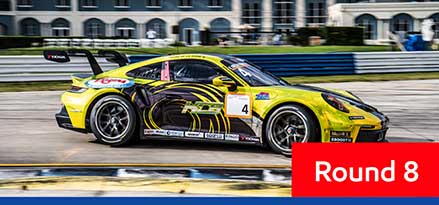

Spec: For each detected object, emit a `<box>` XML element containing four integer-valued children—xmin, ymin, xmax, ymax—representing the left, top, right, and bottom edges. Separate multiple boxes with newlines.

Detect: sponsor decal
<box><xmin>144</xmin><ymin>129</ymin><xmax>184</xmax><ymax>137</ymax></box>
<box><xmin>225</xmin><ymin>134</ymin><xmax>240</xmax><ymax>141</ymax></box>
<box><xmin>205</xmin><ymin>133</ymin><xmax>225</xmax><ymax>140</ymax></box>
<box><xmin>239</xmin><ymin>136</ymin><xmax>260</xmax><ymax>143</ymax></box>
<box><xmin>255</xmin><ymin>92</ymin><xmax>270</xmax><ymax>100</ymax></box>
<box><xmin>168</xmin><ymin>130</ymin><xmax>184</xmax><ymax>137</ymax></box>
<box><xmin>144</xmin><ymin>129</ymin><xmax>168</xmax><ymax>136</ymax></box>
<box><xmin>47</xmin><ymin>54</ymin><xmax>67</xmax><ymax>60</ymax></box>
<box><xmin>181</xmin><ymin>101</ymin><xmax>223</xmax><ymax>115</ymax></box>
<box><xmin>330</xmin><ymin>137</ymin><xmax>353</xmax><ymax>143</ymax></box>
<box><xmin>349</xmin><ymin>116</ymin><xmax>365</xmax><ymax>120</ymax></box>
<box><xmin>185</xmin><ymin>131</ymin><xmax>204</xmax><ymax>138</ymax></box>
<box><xmin>85</xmin><ymin>78</ymin><xmax>134</xmax><ymax>89</ymax></box>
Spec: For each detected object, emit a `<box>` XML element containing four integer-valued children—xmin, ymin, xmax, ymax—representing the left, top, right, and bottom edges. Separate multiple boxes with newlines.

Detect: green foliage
<box><xmin>323</xmin><ymin>27</ymin><xmax>364</xmax><ymax>46</ymax></box>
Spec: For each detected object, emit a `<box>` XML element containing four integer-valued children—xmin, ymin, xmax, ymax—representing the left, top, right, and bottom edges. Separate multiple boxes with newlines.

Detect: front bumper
<box><xmin>55</xmin><ymin>106</ymin><xmax>87</xmax><ymax>133</ymax></box>
<box><xmin>356</xmin><ymin>128</ymin><xmax>388</xmax><ymax>142</ymax></box>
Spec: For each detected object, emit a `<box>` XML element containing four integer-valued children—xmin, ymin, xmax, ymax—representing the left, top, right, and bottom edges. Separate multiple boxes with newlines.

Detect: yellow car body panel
<box><xmin>57</xmin><ymin>53</ymin><xmax>388</xmax><ymax>145</ymax></box>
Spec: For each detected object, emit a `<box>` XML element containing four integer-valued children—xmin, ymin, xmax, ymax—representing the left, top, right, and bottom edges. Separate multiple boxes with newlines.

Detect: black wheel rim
<box><xmin>270</xmin><ymin>110</ymin><xmax>309</xmax><ymax>152</ymax></box>
<box><xmin>96</xmin><ymin>101</ymin><xmax>130</xmax><ymax>140</ymax></box>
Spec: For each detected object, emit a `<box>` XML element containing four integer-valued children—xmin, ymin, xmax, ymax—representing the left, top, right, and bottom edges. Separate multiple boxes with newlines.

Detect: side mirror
<box><xmin>43</xmin><ymin>50</ymin><xmax>70</xmax><ymax>63</ymax></box>
<box><xmin>212</xmin><ymin>76</ymin><xmax>237</xmax><ymax>91</ymax></box>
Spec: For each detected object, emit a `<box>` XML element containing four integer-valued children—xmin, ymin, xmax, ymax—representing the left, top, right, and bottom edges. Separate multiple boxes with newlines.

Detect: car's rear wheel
<box><xmin>265</xmin><ymin>105</ymin><xmax>318</xmax><ymax>156</ymax></box>
<box><xmin>90</xmin><ymin>95</ymin><xmax>136</xmax><ymax>146</ymax></box>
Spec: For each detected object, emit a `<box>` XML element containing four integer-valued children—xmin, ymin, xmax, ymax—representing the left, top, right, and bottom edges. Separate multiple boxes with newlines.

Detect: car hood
<box><xmin>287</xmin><ymin>84</ymin><xmax>361</xmax><ymax>103</ymax></box>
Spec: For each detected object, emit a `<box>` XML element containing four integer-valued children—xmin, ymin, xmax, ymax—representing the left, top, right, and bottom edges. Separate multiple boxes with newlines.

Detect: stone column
<box><xmin>382</xmin><ymin>19</ymin><xmax>389</xmax><ymax>39</ymax></box>
<box><xmin>261</xmin><ymin>0</ymin><xmax>272</xmax><ymax>32</ymax></box>
<box><xmin>232</xmin><ymin>0</ymin><xmax>242</xmax><ymax>31</ymax></box>
<box><xmin>41</xmin><ymin>23</ymin><xmax>51</xmax><ymax>36</ymax></box>
<box><xmin>377</xmin><ymin>19</ymin><xmax>384</xmax><ymax>40</ymax></box>
<box><xmin>70</xmin><ymin>0</ymin><xmax>81</xmax><ymax>36</ymax></box>
<box><xmin>295</xmin><ymin>0</ymin><xmax>305</xmax><ymax>28</ymax></box>
<box><xmin>413</xmin><ymin>19</ymin><xmax>420</xmax><ymax>32</ymax></box>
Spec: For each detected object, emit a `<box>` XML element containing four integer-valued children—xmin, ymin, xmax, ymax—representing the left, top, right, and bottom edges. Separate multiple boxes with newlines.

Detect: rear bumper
<box><xmin>55</xmin><ymin>106</ymin><xmax>87</xmax><ymax>133</ymax></box>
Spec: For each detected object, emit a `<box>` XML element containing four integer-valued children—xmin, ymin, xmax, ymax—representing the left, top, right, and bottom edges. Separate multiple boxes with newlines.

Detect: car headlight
<box><xmin>322</xmin><ymin>93</ymin><xmax>350</xmax><ymax>113</ymax></box>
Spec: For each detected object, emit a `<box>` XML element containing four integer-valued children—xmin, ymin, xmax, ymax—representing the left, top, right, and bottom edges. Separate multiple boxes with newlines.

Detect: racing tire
<box><xmin>90</xmin><ymin>95</ymin><xmax>137</xmax><ymax>146</ymax></box>
<box><xmin>265</xmin><ymin>105</ymin><xmax>319</xmax><ymax>156</ymax></box>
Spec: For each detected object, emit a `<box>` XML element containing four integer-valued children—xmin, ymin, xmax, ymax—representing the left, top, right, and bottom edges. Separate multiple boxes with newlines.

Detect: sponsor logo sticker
<box><xmin>255</xmin><ymin>92</ymin><xmax>270</xmax><ymax>100</ymax></box>
<box><xmin>239</xmin><ymin>136</ymin><xmax>260</xmax><ymax>143</ymax></box>
<box><xmin>85</xmin><ymin>78</ymin><xmax>134</xmax><ymax>89</ymax></box>
<box><xmin>168</xmin><ymin>130</ymin><xmax>184</xmax><ymax>137</ymax></box>
<box><xmin>185</xmin><ymin>131</ymin><xmax>204</xmax><ymax>138</ymax></box>
<box><xmin>330</xmin><ymin>137</ymin><xmax>353</xmax><ymax>143</ymax></box>
<box><xmin>205</xmin><ymin>133</ymin><xmax>225</xmax><ymax>140</ymax></box>
<box><xmin>225</xmin><ymin>134</ymin><xmax>240</xmax><ymax>141</ymax></box>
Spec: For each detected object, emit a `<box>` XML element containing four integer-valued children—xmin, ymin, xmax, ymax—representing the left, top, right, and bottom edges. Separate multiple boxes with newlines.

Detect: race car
<box><xmin>46</xmin><ymin>50</ymin><xmax>389</xmax><ymax>155</ymax></box>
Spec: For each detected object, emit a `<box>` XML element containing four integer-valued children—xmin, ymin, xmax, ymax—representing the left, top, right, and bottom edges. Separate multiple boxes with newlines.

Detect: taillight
<box><xmin>69</xmin><ymin>85</ymin><xmax>88</xmax><ymax>93</ymax></box>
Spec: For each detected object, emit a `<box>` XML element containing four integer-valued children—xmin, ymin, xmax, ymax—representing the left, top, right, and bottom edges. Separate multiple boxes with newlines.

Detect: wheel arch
<box><xmin>261</xmin><ymin>101</ymin><xmax>323</xmax><ymax>144</ymax></box>
<box><xmin>84</xmin><ymin>91</ymin><xmax>140</xmax><ymax>132</ymax></box>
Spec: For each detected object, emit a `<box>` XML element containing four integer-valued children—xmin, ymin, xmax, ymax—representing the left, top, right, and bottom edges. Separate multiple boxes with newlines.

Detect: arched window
<box><xmin>355</xmin><ymin>14</ymin><xmax>377</xmax><ymax>40</ymax></box>
<box><xmin>51</xmin><ymin>18</ymin><xmax>70</xmax><ymax>36</ymax></box>
<box><xmin>430</xmin><ymin>13</ymin><xmax>439</xmax><ymax>39</ymax></box>
<box><xmin>390</xmin><ymin>13</ymin><xmax>413</xmax><ymax>33</ymax></box>
<box><xmin>178</xmin><ymin>18</ymin><xmax>199</xmax><ymax>45</ymax></box>
<box><xmin>84</xmin><ymin>18</ymin><xmax>105</xmax><ymax>38</ymax></box>
<box><xmin>146</xmin><ymin>18</ymin><xmax>166</xmax><ymax>39</ymax></box>
<box><xmin>20</xmin><ymin>18</ymin><xmax>40</xmax><ymax>36</ymax></box>
<box><xmin>115</xmin><ymin>18</ymin><xmax>136</xmax><ymax>38</ymax></box>
<box><xmin>210</xmin><ymin>18</ymin><xmax>231</xmax><ymax>32</ymax></box>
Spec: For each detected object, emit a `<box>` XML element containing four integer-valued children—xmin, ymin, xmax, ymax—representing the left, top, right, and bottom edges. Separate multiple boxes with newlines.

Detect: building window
<box><xmin>242</xmin><ymin>3</ymin><xmax>261</xmax><ymax>26</ymax></box>
<box><xmin>355</xmin><ymin>14</ymin><xmax>377</xmax><ymax>40</ymax></box>
<box><xmin>83</xmin><ymin>0</ymin><xmax>96</xmax><ymax>7</ymax></box>
<box><xmin>87</xmin><ymin>23</ymin><xmax>102</xmax><ymax>38</ymax></box>
<box><xmin>52</xmin><ymin>18</ymin><xmax>70</xmax><ymax>37</ymax></box>
<box><xmin>391</xmin><ymin>13</ymin><xmax>413</xmax><ymax>33</ymax></box>
<box><xmin>84</xmin><ymin>18</ymin><xmax>105</xmax><ymax>38</ymax></box>
<box><xmin>115</xmin><ymin>0</ymin><xmax>129</xmax><ymax>7</ymax></box>
<box><xmin>20</xmin><ymin>18</ymin><xmax>40</xmax><ymax>36</ymax></box>
<box><xmin>146</xmin><ymin>19</ymin><xmax>167</xmax><ymax>39</ymax></box>
<box><xmin>17</xmin><ymin>0</ymin><xmax>33</xmax><ymax>7</ymax></box>
<box><xmin>209</xmin><ymin>0</ymin><xmax>223</xmax><ymax>7</ymax></box>
<box><xmin>306</xmin><ymin>0</ymin><xmax>326</xmax><ymax>26</ymax></box>
<box><xmin>0</xmin><ymin>0</ymin><xmax>11</xmax><ymax>11</ymax></box>
<box><xmin>0</xmin><ymin>24</ymin><xmax>7</xmax><ymax>35</ymax></box>
<box><xmin>146</xmin><ymin>0</ymin><xmax>161</xmax><ymax>7</ymax></box>
<box><xmin>179</xmin><ymin>0</ymin><xmax>192</xmax><ymax>7</ymax></box>
<box><xmin>115</xmin><ymin>18</ymin><xmax>136</xmax><ymax>38</ymax></box>
<box><xmin>56</xmin><ymin>0</ymin><xmax>70</xmax><ymax>7</ymax></box>
<box><xmin>273</xmin><ymin>0</ymin><xmax>293</xmax><ymax>25</ymax></box>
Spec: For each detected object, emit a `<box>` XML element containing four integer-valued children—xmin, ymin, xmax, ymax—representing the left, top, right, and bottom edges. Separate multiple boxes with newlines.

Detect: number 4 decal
<box><xmin>225</xmin><ymin>93</ymin><xmax>252</xmax><ymax>118</ymax></box>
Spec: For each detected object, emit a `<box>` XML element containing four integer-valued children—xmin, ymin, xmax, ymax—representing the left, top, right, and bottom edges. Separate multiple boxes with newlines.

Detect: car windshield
<box><xmin>221</xmin><ymin>57</ymin><xmax>289</xmax><ymax>86</ymax></box>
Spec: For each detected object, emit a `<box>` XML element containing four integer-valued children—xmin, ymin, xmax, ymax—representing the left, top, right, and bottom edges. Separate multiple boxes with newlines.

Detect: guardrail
<box><xmin>0</xmin><ymin>51</ymin><xmax>438</xmax><ymax>82</ymax></box>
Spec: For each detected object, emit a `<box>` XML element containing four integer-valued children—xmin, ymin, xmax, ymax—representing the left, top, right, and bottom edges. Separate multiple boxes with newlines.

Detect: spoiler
<box><xmin>43</xmin><ymin>49</ymin><xmax>129</xmax><ymax>75</ymax></box>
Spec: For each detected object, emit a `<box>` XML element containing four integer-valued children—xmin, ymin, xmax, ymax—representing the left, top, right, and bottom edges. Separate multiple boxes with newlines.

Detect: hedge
<box><xmin>287</xmin><ymin>26</ymin><xmax>364</xmax><ymax>46</ymax></box>
<box><xmin>324</xmin><ymin>26</ymin><xmax>364</xmax><ymax>46</ymax></box>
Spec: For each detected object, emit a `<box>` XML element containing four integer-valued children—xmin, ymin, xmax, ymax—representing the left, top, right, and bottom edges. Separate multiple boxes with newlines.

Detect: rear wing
<box><xmin>43</xmin><ymin>49</ymin><xmax>129</xmax><ymax>75</ymax></box>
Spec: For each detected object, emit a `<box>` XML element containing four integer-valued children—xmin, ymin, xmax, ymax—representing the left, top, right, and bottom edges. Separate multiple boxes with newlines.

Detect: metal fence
<box><xmin>0</xmin><ymin>51</ymin><xmax>438</xmax><ymax>82</ymax></box>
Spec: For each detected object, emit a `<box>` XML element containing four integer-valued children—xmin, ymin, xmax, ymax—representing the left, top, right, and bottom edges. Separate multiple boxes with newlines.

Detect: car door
<box><xmin>155</xmin><ymin>59</ymin><xmax>257</xmax><ymax>141</ymax></box>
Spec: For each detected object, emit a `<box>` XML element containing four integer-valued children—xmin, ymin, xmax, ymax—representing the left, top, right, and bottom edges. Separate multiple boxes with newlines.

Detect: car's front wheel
<box><xmin>90</xmin><ymin>95</ymin><xmax>137</xmax><ymax>146</ymax></box>
<box><xmin>265</xmin><ymin>105</ymin><xmax>319</xmax><ymax>156</ymax></box>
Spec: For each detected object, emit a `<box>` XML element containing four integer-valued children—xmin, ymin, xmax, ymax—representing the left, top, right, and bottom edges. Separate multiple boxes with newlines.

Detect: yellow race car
<box><xmin>47</xmin><ymin>50</ymin><xmax>389</xmax><ymax>155</ymax></box>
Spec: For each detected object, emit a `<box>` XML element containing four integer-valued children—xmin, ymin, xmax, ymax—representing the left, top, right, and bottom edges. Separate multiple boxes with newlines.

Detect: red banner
<box><xmin>291</xmin><ymin>143</ymin><xmax>438</xmax><ymax>197</ymax></box>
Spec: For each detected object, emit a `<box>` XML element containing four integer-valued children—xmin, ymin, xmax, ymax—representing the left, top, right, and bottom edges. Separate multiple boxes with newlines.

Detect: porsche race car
<box><xmin>47</xmin><ymin>50</ymin><xmax>389</xmax><ymax>155</ymax></box>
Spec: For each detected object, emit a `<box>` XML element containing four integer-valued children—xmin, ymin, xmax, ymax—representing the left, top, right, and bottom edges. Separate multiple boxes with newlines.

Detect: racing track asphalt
<box><xmin>0</xmin><ymin>80</ymin><xmax>437</xmax><ymax>165</ymax></box>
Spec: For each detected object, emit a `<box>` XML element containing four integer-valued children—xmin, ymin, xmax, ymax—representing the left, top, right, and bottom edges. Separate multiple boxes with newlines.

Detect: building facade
<box><xmin>0</xmin><ymin>0</ymin><xmax>438</xmax><ymax>44</ymax></box>
<box><xmin>328</xmin><ymin>1</ymin><xmax>439</xmax><ymax>44</ymax></box>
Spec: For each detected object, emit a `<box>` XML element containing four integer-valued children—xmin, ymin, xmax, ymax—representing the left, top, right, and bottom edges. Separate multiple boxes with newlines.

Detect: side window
<box><xmin>170</xmin><ymin>60</ymin><xmax>223</xmax><ymax>83</ymax></box>
<box><xmin>126</xmin><ymin>62</ymin><xmax>162</xmax><ymax>80</ymax></box>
